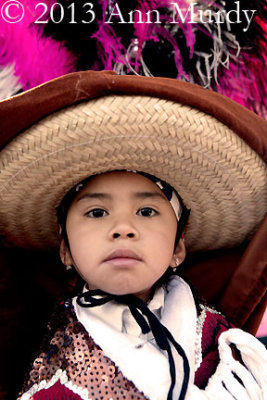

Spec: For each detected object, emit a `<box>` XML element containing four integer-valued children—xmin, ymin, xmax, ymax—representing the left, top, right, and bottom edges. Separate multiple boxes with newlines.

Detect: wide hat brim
<box><xmin>0</xmin><ymin>71</ymin><xmax>266</xmax><ymax>251</ymax></box>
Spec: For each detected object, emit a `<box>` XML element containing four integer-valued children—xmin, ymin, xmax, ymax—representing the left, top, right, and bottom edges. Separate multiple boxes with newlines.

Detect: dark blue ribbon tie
<box><xmin>77</xmin><ymin>290</ymin><xmax>190</xmax><ymax>400</ymax></box>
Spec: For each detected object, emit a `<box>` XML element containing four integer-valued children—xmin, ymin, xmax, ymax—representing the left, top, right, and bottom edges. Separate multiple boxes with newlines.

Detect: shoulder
<box><xmin>17</xmin><ymin>299</ymin><xmax>92</xmax><ymax>399</ymax></box>
<box><xmin>18</xmin><ymin>299</ymin><xmax>148</xmax><ymax>400</ymax></box>
<box><xmin>195</xmin><ymin>314</ymin><xmax>267</xmax><ymax>398</ymax></box>
<box><xmin>200</xmin><ymin>305</ymin><xmax>234</xmax><ymax>352</ymax></box>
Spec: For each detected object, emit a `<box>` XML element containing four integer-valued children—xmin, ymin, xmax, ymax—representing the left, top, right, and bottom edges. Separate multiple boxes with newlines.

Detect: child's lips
<box><xmin>103</xmin><ymin>249</ymin><xmax>142</xmax><ymax>265</ymax></box>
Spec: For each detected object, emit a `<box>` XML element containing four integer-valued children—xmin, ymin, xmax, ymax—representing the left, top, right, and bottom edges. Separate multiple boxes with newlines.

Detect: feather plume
<box><xmin>0</xmin><ymin>0</ymin><xmax>76</xmax><ymax>91</ymax></box>
<box><xmin>0</xmin><ymin>0</ymin><xmax>266</xmax><ymax>117</ymax></box>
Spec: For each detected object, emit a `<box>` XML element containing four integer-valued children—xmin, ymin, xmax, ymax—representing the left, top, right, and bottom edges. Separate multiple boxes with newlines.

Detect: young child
<box><xmin>0</xmin><ymin>71</ymin><xmax>266</xmax><ymax>400</ymax></box>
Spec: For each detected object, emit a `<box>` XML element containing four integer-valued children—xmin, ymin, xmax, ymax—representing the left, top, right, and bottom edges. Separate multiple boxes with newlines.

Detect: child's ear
<box><xmin>59</xmin><ymin>239</ymin><xmax>73</xmax><ymax>267</ymax></box>
<box><xmin>170</xmin><ymin>238</ymin><xmax>186</xmax><ymax>269</ymax></box>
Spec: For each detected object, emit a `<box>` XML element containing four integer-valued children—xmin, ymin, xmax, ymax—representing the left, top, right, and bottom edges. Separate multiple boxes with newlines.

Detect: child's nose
<box><xmin>112</xmin><ymin>232</ymin><xmax>135</xmax><ymax>239</ymax></box>
<box><xmin>108</xmin><ymin>219</ymin><xmax>139</xmax><ymax>240</ymax></box>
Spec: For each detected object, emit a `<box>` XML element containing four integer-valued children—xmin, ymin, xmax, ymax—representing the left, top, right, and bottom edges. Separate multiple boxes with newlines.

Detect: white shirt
<box><xmin>73</xmin><ymin>276</ymin><xmax>267</xmax><ymax>400</ymax></box>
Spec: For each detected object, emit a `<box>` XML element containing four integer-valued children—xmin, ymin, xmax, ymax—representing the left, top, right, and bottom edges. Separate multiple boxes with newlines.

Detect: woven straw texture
<box><xmin>0</xmin><ymin>95</ymin><xmax>266</xmax><ymax>251</ymax></box>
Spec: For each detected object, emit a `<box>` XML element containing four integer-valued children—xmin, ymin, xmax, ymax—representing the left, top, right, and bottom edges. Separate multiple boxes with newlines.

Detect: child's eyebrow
<box><xmin>76</xmin><ymin>193</ymin><xmax>112</xmax><ymax>202</ymax></box>
<box><xmin>76</xmin><ymin>192</ymin><xmax>166</xmax><ymax>202</ymax></box>
<box><xmin>132</xmin><ymin>192</ymin><xmax>167</xmax><ymax>201</ymax></box>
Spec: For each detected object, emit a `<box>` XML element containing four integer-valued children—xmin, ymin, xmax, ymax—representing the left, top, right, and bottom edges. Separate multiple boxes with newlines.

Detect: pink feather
<box><xmin>218</xmin><ymin>17</ymin><xmax>267</xmax><ymax>118</ymax></box>
<box><xmin>91</xmin><ymin>0</ymin><xmax>125</xmax><ymax>71</ymax></box>
<box><xmin>0</xmin><ymin>0</ymin><xmax>76</xmax><ymax>91</ymax></box>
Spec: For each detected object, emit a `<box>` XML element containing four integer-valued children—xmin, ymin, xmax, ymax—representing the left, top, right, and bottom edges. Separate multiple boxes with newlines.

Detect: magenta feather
<box><xmin>92</xmin><ymin>25</ymin><xmax>125</xmax><ymax>71</ymax></box>
<box><xmin>218</xmin><ymin>49</ymin><xmax>267</xmax><ymax>117</ymax></box>
<box><xmin>0</xmin><ymin>0</ymin><xmax>76</xmax><ymax>91</ymax></box>
<box><xmin>217</xmin><ymin>16</ymin><xmax>267</xmax><ymax>116</ymax></box>
<box><xmin>90</xmin><ymin>0</ymin><xmax>126</xmax><ymax>71</ymax></box>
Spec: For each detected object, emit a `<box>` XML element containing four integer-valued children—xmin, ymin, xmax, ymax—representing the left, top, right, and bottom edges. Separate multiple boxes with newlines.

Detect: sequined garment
<box><xmin>17</xmin><ymin>300</ymin><xmax>232</xmax><ymax>400</ymax></box>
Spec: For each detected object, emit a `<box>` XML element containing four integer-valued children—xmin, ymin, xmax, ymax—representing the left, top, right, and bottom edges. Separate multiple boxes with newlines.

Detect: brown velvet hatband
<box><xmin>0</xmin><ymin>71</ymin><xmax>266</xmax><ymax>251</ymax></box>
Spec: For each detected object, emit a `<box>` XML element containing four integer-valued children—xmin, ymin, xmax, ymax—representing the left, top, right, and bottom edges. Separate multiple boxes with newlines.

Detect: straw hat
<box><xmin>0</xmin><ymin>71</ymin><xmax>266</xmax><ymax>252</ymax></box>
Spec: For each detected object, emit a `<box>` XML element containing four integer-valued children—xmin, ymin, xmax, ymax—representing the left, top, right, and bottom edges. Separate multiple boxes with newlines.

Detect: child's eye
<box><xmin>85</xmin><ymin>208</ymin><xmax>108</xmax><ymax>218</ymax></box>
<box><xmin>137</xmin><ymin>207</ymin><xmax>158</xmax><ymax>217</ymax></box>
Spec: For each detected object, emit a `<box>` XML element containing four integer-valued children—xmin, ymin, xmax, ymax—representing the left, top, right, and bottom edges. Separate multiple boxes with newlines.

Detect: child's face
<box><xmin>60</xmin><ymin>171</ymin><xmax>185</xmax><ymax>301</ymax></box>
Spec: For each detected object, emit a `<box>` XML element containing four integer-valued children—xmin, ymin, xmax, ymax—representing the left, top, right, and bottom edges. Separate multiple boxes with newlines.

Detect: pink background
<box><xmin>257</xmin><ymin>309</ymin><xmax>267</xmax><ymax>337</ymax></box>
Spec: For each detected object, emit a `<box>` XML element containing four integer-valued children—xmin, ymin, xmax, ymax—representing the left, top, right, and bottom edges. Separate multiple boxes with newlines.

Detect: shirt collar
<box><xmin>80</xmin><ymin>285</ymin><xmax>165</xmax><ymax>337</ymax></box>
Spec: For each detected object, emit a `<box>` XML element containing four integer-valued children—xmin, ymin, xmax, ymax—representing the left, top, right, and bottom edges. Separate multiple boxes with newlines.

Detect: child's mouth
<box><xmin>103</xmin><ymin>249</ymin><xmax>142</xmax><ymax>266</ymax></box>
